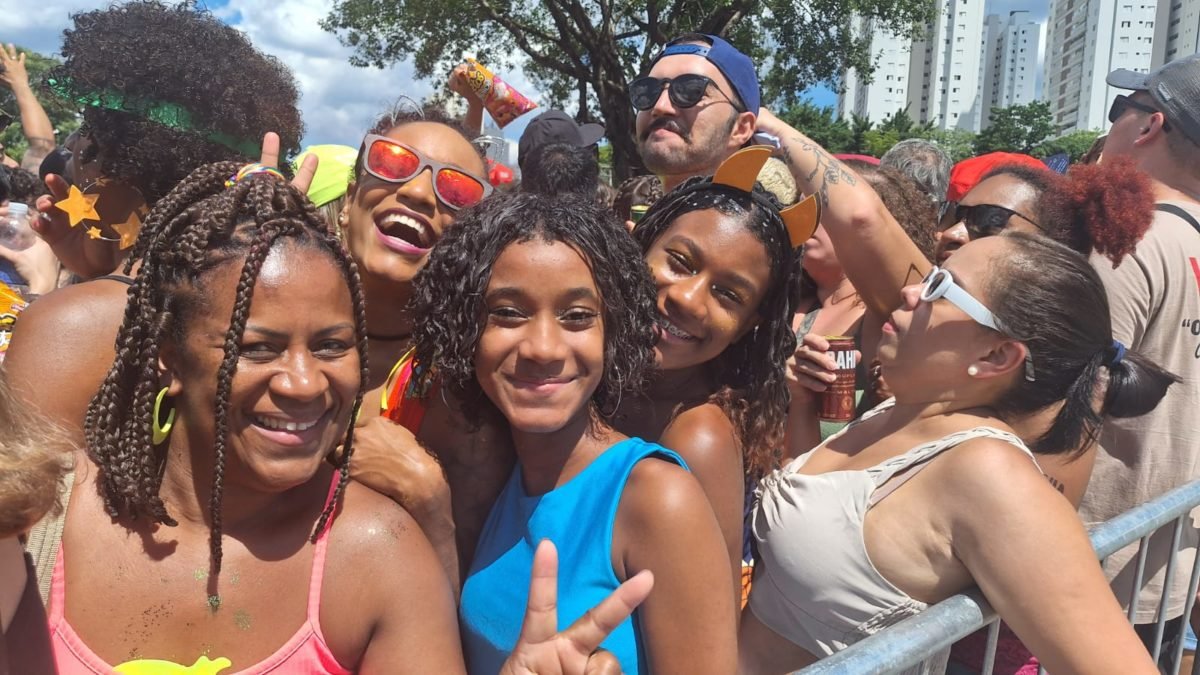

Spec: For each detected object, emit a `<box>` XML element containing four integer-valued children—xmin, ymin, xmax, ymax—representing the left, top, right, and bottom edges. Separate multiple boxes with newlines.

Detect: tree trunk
<box><xmin>596</xmin><ymin>79</ymin><xmax>643</xmax><ymax>182</ymax></box>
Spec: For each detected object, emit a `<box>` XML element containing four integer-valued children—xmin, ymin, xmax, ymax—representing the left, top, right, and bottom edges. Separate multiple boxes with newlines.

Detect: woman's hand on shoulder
<box><xmin>331</xmin><ymin>481</ymin><xmax>466</xmax><ymax>673</ymax></box>
<box><xmin>347</xmin><ymin>414</ymin><xmax>451</xmax><ymax>521</ymax></box>
<box><xmin>345</xmin><ymin>415</ymin><xmax>462</xmax><ymax>587</ymax></box>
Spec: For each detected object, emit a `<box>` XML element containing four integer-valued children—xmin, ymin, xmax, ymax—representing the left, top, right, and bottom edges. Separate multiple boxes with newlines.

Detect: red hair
<box><xmin>1036</xmin><ymin>157</ymin><xmax>1155</xmax><ymax>266</ymax></box>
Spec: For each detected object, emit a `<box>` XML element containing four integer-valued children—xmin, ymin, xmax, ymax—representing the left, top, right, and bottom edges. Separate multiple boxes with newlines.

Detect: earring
<box><xmin>152</xmin><ymin>387</ymin><xmax>176</xmax><ymax>445</ymax></box>
<box><xmin>967</xmin><ymin>365</ymin><xmax>980</xmax><ymax>377</ymax></box>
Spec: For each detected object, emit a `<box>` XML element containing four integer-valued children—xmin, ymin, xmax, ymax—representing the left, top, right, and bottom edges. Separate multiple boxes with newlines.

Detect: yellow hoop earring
<box><xmin>153</xmin><ymin>387</ymin><xmax>176</xmax><ymax>445</ymax></box>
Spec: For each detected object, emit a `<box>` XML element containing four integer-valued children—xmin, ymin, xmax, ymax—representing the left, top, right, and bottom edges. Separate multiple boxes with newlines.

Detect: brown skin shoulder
<box><xmin>5</xmin><ymin>278</ymin><xmax>128</xmax><ymax>436</ymax></box>
<box><xmin>611</xmin><ymin>457</ymin><xmax>737</xmax><ymax>674</ymax></box>
<box><xmin>657</xmin><ymin>402</ymin><xmax>745</xmax><ymax>606</ymax></box>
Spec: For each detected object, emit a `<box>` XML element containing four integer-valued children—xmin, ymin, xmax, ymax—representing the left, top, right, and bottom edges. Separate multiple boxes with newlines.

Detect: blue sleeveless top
<box><xmin>459</xmin><ymin>437</ymin><xmax>688</xmax><ymax>675</ymax></box>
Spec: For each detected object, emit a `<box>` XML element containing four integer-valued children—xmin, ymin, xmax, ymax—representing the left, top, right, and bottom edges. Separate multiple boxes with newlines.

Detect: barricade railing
<box><xmin>794</xmin><ymin>479</ymin><xmax>1200</xmax><ymax>675</ymax></box>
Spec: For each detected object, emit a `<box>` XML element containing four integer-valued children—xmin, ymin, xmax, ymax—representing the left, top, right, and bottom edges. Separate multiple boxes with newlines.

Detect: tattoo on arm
<box><xmin>904</xmin><ymin>264</ymin><xmax>924</xmax><ymax>287</ymax></box>
<box><xmin>1046</xmin><ymin>475</ymin><xmax>1065</xmax><ymax>494</ymax></box>
<box><xmin>781</xmin><ymin>136</ymin><xmax>857</xmax><ymax>208</ymax></box>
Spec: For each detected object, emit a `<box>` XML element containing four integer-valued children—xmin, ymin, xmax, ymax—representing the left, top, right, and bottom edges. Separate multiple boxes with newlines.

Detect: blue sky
<box><xmin>3</xmin><ymin>0</ymin><xmax>1047</xmax><ymax>148</ymax></box>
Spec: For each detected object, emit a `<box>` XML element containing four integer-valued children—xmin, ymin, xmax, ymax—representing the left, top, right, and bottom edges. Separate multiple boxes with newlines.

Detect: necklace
<box><xmin>826</xmin><ymin>284</ymin><xmax>859</xmax><ymax>307</ymax></box>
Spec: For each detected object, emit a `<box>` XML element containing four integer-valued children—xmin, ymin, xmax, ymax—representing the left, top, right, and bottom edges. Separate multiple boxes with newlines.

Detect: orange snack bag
<box><xmin>462</xmin><ymin>58</ymin><xmax>538</xmax><ymax>128</ymax></box>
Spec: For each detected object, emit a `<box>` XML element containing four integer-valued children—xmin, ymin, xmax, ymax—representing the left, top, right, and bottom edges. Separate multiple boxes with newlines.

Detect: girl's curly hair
<box><xmin>411</xmin><ymin>191</ymin><xmax>659</xmax><ymax>427</ymax></box>
<box><xmin>86</xmin><ymin>161</ymin><xmax>369</xmax><ymax>583</ymax></box>
<box><xmin>630</xmin><ymin>177</ymin><xmax>799</xmax><ymax>478</ymax></box>
<box><xmin>53</xmin><ymin>1</ymin><xmax>303</xmax><ymax>204</ymax></box>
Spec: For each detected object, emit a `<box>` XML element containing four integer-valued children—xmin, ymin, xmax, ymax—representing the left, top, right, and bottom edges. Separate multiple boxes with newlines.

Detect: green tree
<box><xmin>1033</xmin><ymin>129</ymin><xmax>1103</xmax><ymax>162</ymax></box>
<box><xmin>864</xmin><ymin>128</ymin><xmax>900</xmax><ymax>157</ymax></box>
<box><xmin>876</xmin><ymin>107</ymin><xmax>927</xmax><ymax>137</ymax></box>
<box><xmin>859</xmin><ymin>107</ymin><xmax>936</xmax><ymax>157</ymax></box>
<box><xmin>915</xmin><ymin>127</ymin><xmax>977</xmax><ymax>162</ymax></box>
<box><xmin>973</xmin><ymin>100</ymin><xmax>1056</xmax><ymax>155</ymax></box>
<box><xmin>847</xmin><ymin>114</ymin><xmax>873</xmax><ymax>154</ymax></box>
<box><xmin>322</xmin><ymin>0</ymin><xmax>937</xmax><ymax>181</ymax></box>
<box><xmin>776</xmin><ymin>101</ymin><xmax>852</xmax><ymax>152</ymax></box>
<box><xmin>0</xmin><ymin>47</ymin><xmax>80</xmax><ymax>162</ymax></box>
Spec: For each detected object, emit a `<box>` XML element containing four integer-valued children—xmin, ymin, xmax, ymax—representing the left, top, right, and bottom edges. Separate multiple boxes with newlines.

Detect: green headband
<box><xmin>46</xmin><ymin>76</ymin><xmax>261</xmax><ymax>157</ymax></box>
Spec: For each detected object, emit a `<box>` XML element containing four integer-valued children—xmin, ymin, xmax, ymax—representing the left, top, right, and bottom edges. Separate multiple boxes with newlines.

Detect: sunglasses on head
<box><xmin>629</xmin><ymin>74</ymin><xmax>744</xmax><ymax>112</ymax></box>
<box><xmin>920</xmin><ymin>266</ymin><xmax>1036</xmax><ymax>381</ymax></box>
<box><xmin>362</xmin><ymin>135</ymin><xmax>492</xmax><ymax>210</ymax></box>
<box><xmin>1108</xmin><ymin>94</ymin><xmax>1172</xmax><ymax>132</ymax></box>
<box><xmin>939</xmin><ymin>202</ymin><xmax>1042</xmax><ymax>239</ymax></box>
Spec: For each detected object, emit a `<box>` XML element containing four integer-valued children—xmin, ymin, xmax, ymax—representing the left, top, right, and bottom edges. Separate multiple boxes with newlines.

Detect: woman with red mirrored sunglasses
<box><xmin>333</xmin><ymin>105</ymin><xmax>513</xmax><ymax>591</ymax></box>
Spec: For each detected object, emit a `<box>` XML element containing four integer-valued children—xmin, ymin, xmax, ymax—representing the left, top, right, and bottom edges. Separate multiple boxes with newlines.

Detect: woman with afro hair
<box><xmin>6</xmin><ymin>0</ymin><xmax>303</xmax><ymax>494</ymax></box>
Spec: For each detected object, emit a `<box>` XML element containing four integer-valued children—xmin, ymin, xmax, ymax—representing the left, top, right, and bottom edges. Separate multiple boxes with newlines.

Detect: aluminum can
<box><xmin>818</xmin><ymin>335</ymin><xmax>857</xmax><ymax>422</ymax></box>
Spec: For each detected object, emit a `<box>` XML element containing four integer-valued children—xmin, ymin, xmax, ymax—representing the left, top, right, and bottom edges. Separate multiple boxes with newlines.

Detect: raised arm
<box><xmin>0</xmin><ymin>45</ymin><xmax>55</xmax><ymax>172</ymax></box>
<box><xmin>755</xmin><ymin>109</ymin><xmax>931</xmax><ymax>317</ymax></box>
<box><xmin>449</xmin><ymin>64</ymin><xmax>485</xmax><ymax>136</ymax></box>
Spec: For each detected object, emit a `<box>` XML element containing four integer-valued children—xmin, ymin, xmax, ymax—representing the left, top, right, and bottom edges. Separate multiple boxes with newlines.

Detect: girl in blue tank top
<box><xmin>410</xmin><ymin>191</ymin><xmax>738</xmax><ymax>674</ymax></box>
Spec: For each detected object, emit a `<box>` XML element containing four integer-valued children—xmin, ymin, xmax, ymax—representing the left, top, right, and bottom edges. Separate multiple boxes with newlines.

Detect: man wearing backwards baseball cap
<box><xmin>633</xmin><ymin>33</ymin><xmax>759</xmax><ymax>189</ymax></box>
<box><xmin>1078</xmin><ymin>52</ymin><xmax>1200</xmax><ymax>669</ymax></box>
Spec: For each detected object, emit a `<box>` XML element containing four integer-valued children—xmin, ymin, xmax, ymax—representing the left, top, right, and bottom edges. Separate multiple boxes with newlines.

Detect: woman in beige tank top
<box><xmin>742</xmin><ymin>110</ymin><xmax>1177</xmax><ymax>674</ymax></box>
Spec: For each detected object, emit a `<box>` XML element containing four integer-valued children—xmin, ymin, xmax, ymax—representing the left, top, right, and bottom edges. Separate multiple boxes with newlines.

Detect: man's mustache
<box><xmin>641</xmin><ymin>118</ymin><xmax>690</xmax><ymax>142</ymax></box>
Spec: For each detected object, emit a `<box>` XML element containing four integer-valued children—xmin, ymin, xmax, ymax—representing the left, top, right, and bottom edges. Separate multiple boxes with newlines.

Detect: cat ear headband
<box><xmin>711</xmin><ymin>146</ymin><xmax>820</xmax><ymax>248</ymax></box>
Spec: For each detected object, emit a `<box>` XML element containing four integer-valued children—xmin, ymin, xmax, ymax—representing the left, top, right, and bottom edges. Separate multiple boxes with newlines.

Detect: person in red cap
<box><xmin>934</xmin><ymin>153</ymin><xmax>1049</xmax><ymax>263</ymax></box>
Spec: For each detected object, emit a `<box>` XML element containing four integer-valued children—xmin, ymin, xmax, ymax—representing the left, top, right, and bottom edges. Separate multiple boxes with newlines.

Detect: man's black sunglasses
<box><xmin>1108</xmin><ymin>94</ymin><xmax>1172</xmax><ymax>132</ymax></box>
<box><xmin>939</xmin><ymin>202</ymin><xmax>1043</xmax><ymax>239</ymax></box>
<box><xmin>629</xmin><ymin>74</ymin><xmax>744</xmax><ymax>112</ymax></box>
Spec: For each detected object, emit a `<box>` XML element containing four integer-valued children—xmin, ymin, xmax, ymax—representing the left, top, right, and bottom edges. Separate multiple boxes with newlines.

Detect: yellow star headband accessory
<box><xmin>52</xmin><ymin>180</ymin><xmax>148</xmax><ymax>250</ymax></box>
<box><xmin>54</xmin><ymin>185</ymin><xmax>100</xmax><ymax>227</ymax></box>
<box><xmin>711</xmin><ymin>146</ymin><xmax>821</xmax><ymax>248</ymax></box>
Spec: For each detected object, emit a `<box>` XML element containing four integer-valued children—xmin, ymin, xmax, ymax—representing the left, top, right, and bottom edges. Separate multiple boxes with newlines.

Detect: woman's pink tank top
<box><xmin>47</xmin><ymin>477</ymin><xmax>352</xmax><ymax>675</ymax></box>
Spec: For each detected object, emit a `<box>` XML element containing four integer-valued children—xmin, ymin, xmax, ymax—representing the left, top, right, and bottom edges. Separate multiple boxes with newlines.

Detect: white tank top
<box><xmin>749</xmin><ymin>400</ymin><xmax>1041</xmax><ymax>666</ymax></box>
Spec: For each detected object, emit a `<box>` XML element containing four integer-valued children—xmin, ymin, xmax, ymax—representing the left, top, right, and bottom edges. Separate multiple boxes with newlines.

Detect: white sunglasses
<box><xmin>920</xmin><ymin>267</ymin><xmax>1035</xmax><ymax>381</ymax></box>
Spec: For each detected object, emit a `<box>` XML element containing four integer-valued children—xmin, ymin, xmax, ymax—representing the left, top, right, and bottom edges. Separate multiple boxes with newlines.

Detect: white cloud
<box><xmin>3</xmin><ymin>0</ymin><xmax>548</xmax><ymax>150</ymax></box>
<box><xmin>213</xmin><ymin>0</ymin><xmax>438</xmax><ymax>148</ymax></box>
<box><xmin>1</xmin><ymin>0</ymin><xmax>101</xmax><ymax>55</ymax></box>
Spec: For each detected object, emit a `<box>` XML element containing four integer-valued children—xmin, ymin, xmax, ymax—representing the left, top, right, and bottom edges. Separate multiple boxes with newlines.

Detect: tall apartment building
<box><xmin>1044</xmin><ymin>0</ymin><xmax>1158</xmax><ymax>133</ymax></box>
<box><xmin>906</xmin><ymin>0</ymin><xmax>988</xmax><ymax>131</ymax></box>
<box><xmin>837</xmin><ymin>17</ymin><xmax>914</xmax><ymax>123</ymax></box>
<box><xmin>1152</xmin><ymin>0</ymin><xmax>1200</xmax><ymax>65</ymax></box>
<box><xmin>978</xmin><ymin>11</ymin><xmax>1044</xmax><ymax>128</ymax></box>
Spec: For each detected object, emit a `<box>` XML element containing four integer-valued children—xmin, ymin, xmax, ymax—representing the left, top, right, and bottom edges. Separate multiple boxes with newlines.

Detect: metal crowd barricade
<box><xmin>795</xmin><ymin>479</ymin><xmax>1200</xmax><ymax>675</ymax></box>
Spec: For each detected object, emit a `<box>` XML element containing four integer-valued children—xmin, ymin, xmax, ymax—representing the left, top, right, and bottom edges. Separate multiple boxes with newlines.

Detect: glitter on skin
<box><xmin>234</xmin><ymin>609</ymin><xmax>252</xmax><ymax>631</ymax></box>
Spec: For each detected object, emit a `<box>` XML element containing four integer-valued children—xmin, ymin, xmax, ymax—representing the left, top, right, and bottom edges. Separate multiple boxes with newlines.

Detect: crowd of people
<box><xmin>1</xmin><ymin>2</ymin><xmax>1198</xmax><ymax>674</ymax></box>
